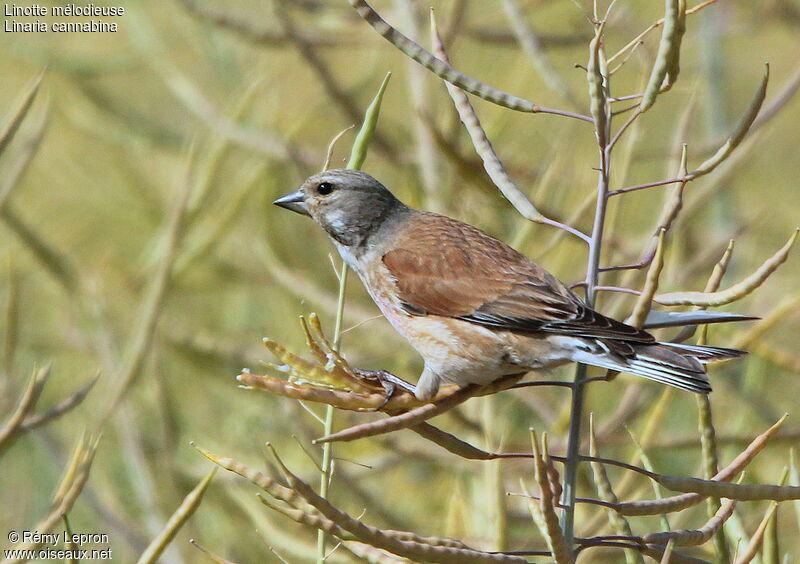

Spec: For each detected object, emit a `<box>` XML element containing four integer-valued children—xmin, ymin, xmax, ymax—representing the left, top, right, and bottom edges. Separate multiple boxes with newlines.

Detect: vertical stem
<box><xmin>332</xmin><ymin>263</ymin><xmax>349</xmax><ymax>351</ymax></box>
<box><xmin>561</xmin><ymin>364</ymin><xmax>585</xmax><ymax>548</ymax></box>
<box><xmin>482</xmin><ymin>396</ymin><xmax>507</xmax><ymax>550</ymax></box>
<box><xmin>314</xmin><ymin>63</ymin><xmax>386</xmax><ymax>564</ymax></box>
<box><xmin>317</xmin><ymin>262</ymin><xmax>349</xmax><ymax>563</ymax></box>
<box><xmin>585</xmin><ymin>149</ymin><xmax>611</xmax><ymax>304</ymax></box>
<box><xmin>562</xmin><ymin>145</ymin><xmax>610</xmax><ymax>549</ymax></box>
<box><xmin>561</xmin><ymin>20</ymin><xmax>613</xmax><ymax>547</ymax></box>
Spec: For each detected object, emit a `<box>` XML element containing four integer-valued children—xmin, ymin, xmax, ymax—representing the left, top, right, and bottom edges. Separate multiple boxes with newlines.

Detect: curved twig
<box><xmin>347</xmin><ymin>0</ymin><xmax>592</xmax><ymax>122</ymax></box>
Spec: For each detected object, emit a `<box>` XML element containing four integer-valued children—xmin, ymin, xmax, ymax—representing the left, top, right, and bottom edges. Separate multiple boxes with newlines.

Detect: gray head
<box><xmin>274</xmin><ymin>169</ymin><xmax>406</xmax><ymax>247</ymax></box>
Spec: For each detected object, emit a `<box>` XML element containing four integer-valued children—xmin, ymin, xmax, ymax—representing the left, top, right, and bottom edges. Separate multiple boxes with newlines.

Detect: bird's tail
<box><xmin>573</xmin><ymin>341</ymin><xmax>746</xmax><ymax>394</ymax></box>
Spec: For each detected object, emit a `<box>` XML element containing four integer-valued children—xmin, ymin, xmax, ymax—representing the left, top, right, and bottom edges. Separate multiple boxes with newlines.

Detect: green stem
<box><xmin>317</xmin><ymin>262</ymin><xmax>348</xmax><ymax>563</ymax></box>
<box><xmin>314</xmin><ymin>69</ymin><xmax>387</xmax><ymax>562</ymax></box>
<box><xmin>332</xmin><ymin>263</ymin><xmax>348</xmax><ymax>350</ymax></box>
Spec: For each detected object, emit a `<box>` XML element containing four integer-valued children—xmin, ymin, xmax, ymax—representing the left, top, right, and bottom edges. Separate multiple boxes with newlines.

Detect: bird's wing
<box><xmin>382</xmin><ymin>212</ymin><xmax>653</xmax><ymax>343</ymax></box>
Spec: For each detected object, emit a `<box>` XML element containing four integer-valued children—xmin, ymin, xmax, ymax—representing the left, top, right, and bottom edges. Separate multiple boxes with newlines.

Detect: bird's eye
<box><xmin>317</xmin><ymin>182</ymin><xmax>335</xmax><ymax>196</ymax></box>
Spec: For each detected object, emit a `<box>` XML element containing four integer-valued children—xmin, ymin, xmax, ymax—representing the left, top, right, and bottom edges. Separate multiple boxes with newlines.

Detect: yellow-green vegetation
<box><xmin>1</xmin><ymin>1</ymin><xmax>799</xmax><ymax>562</ymax></box>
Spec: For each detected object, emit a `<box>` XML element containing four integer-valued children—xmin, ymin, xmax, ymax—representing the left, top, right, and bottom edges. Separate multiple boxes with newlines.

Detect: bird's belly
<box><xmin>354</xmin><ymin>261</ymin><xmax>573</xmax><ymax>386</ymax></box>
<box><xmin>383</xmin><ymin>311</ymin><xmax>573</xmax><ymax>386</ymax></box>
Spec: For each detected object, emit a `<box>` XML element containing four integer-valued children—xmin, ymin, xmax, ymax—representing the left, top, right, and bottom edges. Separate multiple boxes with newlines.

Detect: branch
<box><xmin>430</xmin><ymin>12</ymin><xmax>590</xmax><ymax>244</ymax></box>
<box><xmin>347</xmin><ymin>0</ymin><xmax>592</xmax><ymax>121</ymax></box>
<box><xmin>610</xmin><ymin>65</ymin><xmax>769</xmax><ymax>197</ymax></box>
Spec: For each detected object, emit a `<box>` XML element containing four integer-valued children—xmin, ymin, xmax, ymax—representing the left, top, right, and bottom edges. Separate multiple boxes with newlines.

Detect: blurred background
<box><xmin>0</xmin><ymin>0</ymin><xmax>798</xmax><ymax>562</ymax></box>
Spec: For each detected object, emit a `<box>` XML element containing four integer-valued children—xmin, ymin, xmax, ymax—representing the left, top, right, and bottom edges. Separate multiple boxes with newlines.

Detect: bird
<box><xmin>274</xmin><ymin>169</ymin><xmax>745</xmax><ymax>401</ymax></box>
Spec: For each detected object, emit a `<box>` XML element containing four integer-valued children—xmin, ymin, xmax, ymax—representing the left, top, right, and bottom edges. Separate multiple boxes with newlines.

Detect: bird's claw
<box><xmin>352</xmin><ymin>369</ymin><xmax>415</xmax><ymax>410</ymax></box>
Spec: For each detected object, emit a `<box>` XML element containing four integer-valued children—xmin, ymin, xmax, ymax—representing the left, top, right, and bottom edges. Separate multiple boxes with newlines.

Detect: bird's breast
<box><xmin>354</xmin><ymin>261</ymin><xmax>512</xmax><ymax>375</ymax></box>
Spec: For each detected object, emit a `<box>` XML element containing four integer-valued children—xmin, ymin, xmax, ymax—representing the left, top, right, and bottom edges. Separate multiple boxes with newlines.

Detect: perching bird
<box><xmin>274</xmin><ymin>169</ymin><xmax>745</xmax><ymax>401</ymax></box>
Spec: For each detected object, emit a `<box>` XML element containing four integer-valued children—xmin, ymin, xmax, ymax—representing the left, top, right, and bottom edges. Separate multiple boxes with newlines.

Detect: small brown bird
<box><xmin>274</xmin><ymin>169</ymin><xmax>744</xmax><ymax>400</ymax></box>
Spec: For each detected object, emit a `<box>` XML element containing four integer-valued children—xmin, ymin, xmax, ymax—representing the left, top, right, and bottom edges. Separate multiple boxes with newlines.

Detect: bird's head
<box><xmin>274</xmin><ymin>169</ymin><xmax>404</xmax><ymax>246</ymax></box>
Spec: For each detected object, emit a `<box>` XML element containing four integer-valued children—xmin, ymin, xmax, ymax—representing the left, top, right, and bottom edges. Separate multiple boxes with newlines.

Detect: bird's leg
<box><xmin>351</xmin><ymin>368</ymin><xmax>416</xmax><ymax>409</ymax></box>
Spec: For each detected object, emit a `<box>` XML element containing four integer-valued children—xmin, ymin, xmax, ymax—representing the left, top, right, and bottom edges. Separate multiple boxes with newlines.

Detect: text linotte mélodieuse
<box><xmin>4</xmin><ymin>4</ymin><xmax>124</xmax><ymax>32</ymax></box>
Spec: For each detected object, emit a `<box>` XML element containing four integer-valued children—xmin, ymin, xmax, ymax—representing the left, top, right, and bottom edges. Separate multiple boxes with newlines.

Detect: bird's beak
<box><xmin>273</xmin><ymin>189</ymin><xmax>310</xmax><ymax>216</ymax></box>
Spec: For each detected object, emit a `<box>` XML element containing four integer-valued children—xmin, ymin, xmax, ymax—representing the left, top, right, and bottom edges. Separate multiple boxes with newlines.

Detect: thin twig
<box><xmin>348</xmin><ymin>0</ymin><xmax>592</xmax><ymax>121</ymax></box>
<box><xmin>430</xmin><ymin>11</ymin><xmax>590</xmax><ymax>245</ymax></box>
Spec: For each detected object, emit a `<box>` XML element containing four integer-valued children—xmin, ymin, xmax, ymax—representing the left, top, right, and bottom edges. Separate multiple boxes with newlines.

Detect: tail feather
<box><xmin>572</xmin><ymin>341</ymin><xmax>746</xmax><ymax>394</ymax></box>
<box><xmin>656</xmin><ymin>342</ymin><xmax>747</xmax><ymax>364</ymax></box>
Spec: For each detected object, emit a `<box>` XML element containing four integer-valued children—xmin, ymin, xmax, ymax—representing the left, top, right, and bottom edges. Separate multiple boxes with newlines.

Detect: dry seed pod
<box><xmin>257</xmin><ymin>495</ymin><xmax>346</xmax><ymax>537</ymax></box>
<box><xmin>13</xmin><ymin>433</ymin><xmax>100</xmax><ymax>558</ymax></box>
<box><xmin>656</xmin><ymin>474</ymin><xmax>800</xmax><ymax>501</ymax></box>
<box><xmin>691</xmin><ymin>64</ymin><xmax>769</xmax><ymax>178</ymax></box>
<box><xmin>18</xmin><ymin>373</ymin><xmax>98</xmax><ymax>433</ymax></box>
<box><xmin>642</xmin><ymin>543</ymin><xmax>711</xmax><ymax>563</ymax></box>
<box><xmin>262</xmin><ymin>339</ymin><xmax>337</xmax><ymax>385</ymax></box>
<box><xmin>641</xmin><ymin>498</ymin><xmax>736</xmax><ymax>546</ymax></box>
<box><xmin>314</xmin><ymin>384</ymin><xmax>481</xmax><ymax>444</ymax></box>
<box><xmin>431</xmin><ymin>12</ymin><xmax>536</xmax><ymax>219</ymax></box>
<box><xmin>377</xmin><ymin>529</ymin><xmax>472</xmax><ymax>550</ymax></box>
<box><xmin>410</xmin><ymin>422</ymin><xmax>497</xmax><ymax>460</ymax></box>
<box><xmin>191</xmin><ymin>443</ymin><xmax>310</xmax><ymax>510</ymax></box>
<box><xmin>531</xmin><ymin>431</ymin><xmax>573</xmax><ymax>564</ymax></box>
<box><xmin>188</xmin><ymin>539</ymin><xmax>238</xmax><ymax>564</ymax></box>
<box><xmin>348</xmin><ymin>0</ymin><xmax>537</xmax><ymax>113</ymax></box>
<box><xmin>521</xmin><ymin>479</ymin><xmax>551</xmax><ymax>551</ymax></box>
<box><xmin>266</xmin><ymin>445</ymin><xmax>529</xmax><ymax>563</ymax></box>
<box><xmin>629</xmin><ymin>229</ymin><xmax>667</xmax><ymax>328</ymax></box>
<box><xmin>655</xmin><ymin>229</ymin><xmax>797</xmax><ymax>306</ymax></box>
<box><xmin>588</xmin><ymin>418</ymin><xmax>642</xmax><ymax>564</ymax></box>
<box><xmin>656</xmin><ymin>143</ymin><xmax>689</xmax><ymax>233</ymax></box>
<box><xmin>542</xmin><ymin>435</ymin><xmax>563</xmax><ymax>502</ymax></box>
<box><xmin>304</xmin><ymin>314</ymin><xmax>376</xmax><ymax>392</ymax></box>
<box><xmin>136</xmin><ymin>468</ymin><xmax>217</xmax><ymax>564</ymax></box>
<box><xmin>604</xmin><ymin>415</ymin><xmax>786</xmax><ymax>515</ymax></box>
<box><xmin>733</xmin><ymin>468</ymin><xmax>789</xmax><ymax>563</ymax></box>
<box><xmin>306</xmin><ymin>314</ymin><xmax>358</xmax><ymax>377</ymax></box>
<box><xmin>237</xmin><ymin>371</ymin><xmax>393</xmax><ymax>411</ymax></box>
<box><xmin>429</xmin><ymin>11</ymin><xmax>589</xmax><ymax>244</ymax></box>
<box><xmin>299</xmin><ymin>315</ymin><xmax>329</xmax><ymax>366</ymax></box>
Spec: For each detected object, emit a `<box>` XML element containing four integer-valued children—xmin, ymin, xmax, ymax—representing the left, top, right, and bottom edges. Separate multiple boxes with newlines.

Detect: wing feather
<box><xmin>382</xmin><ymin>212</ymin><xmax>654</xmax><ymax>344</ymax></box>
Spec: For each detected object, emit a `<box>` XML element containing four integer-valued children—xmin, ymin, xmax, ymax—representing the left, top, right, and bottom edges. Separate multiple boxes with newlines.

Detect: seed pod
<box><xmin>588</xmin><ymin>418</ymin><xmax>643</xmax><ymax>564</ymax></box>
<box><xmin>692</xmin><ymin>64</ymin><xmax>769</xmax><ymax>178</ymax></box>
<box><xmin>588</xmin><ymin>28</ymin><xmax>609</xmax><ymax>147</ymax></box>
<box><xmin>136</xmin><ymin>468</ymin><xmax>217</xmax><ymax>564</ymax></box>
<box><xmin>629</xmin><ymin>229</ymin><xmax>666</xmax><ymax>328</ymax></box>
<box><xmin>266</xmin><ymin>444</ymin><xmax>530</xmax><ymax>563</ymax></box>
<box><xmin>349</xmin><ymin>0</ymin><xmax>538</xmax><ymax>113</ymax></box>
<box><xmin>640</xmin><ymin>0</ymin><xmax>685</xmax><ymax>112</ymax></box>
<box><xmin>347</xmin><ymin>71</ymin><xmax>391</xmax><ymax>170</ymax></box>
<box><xmin>531</xmin><ymin>431</ymin><xmax>573</xmax><ymax>564</ymax></box>
<box><xmin>663</xmin><ymin>0</ymin><xmax>687</xmax><ymax>91</ymax></box>
<box><xmin>655</xmin><ymin>229</ymin><xmax>797</xmax><ymax>306</ymax></box>
<box><xmin>641</xmin><ymin>499</ymin><xmax>736</xmax><ymax>546</ymax></box>
<box><xmin>656</xmin><ymin>474</ymin><xmax>800</xmax><ymax>501</ymax></box>
<box><xmin>192</xmin><ymin>442</ymin><xmax>309</xmax><ymax>509</ymax></box>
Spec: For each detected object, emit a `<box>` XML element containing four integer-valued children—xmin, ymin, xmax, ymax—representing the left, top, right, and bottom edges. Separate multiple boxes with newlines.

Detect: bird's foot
<box><xmin>352</xmin><ymin>369</ymin><xmax>416</xmax><ymax>410</ymax></box>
